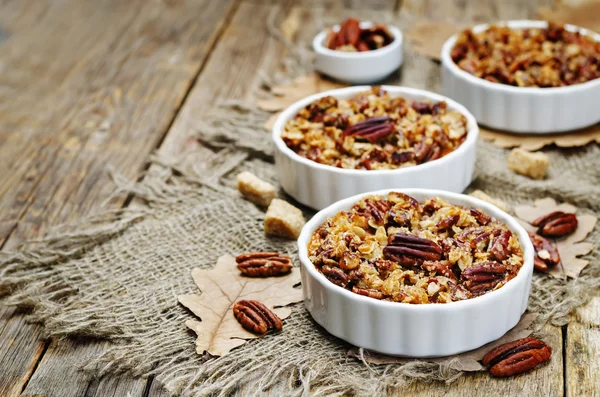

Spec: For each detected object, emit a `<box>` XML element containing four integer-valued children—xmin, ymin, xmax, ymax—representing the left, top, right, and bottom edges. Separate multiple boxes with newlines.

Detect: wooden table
<box><xmin>0</xmin><ymin>0</ymin><xmax>598</xmax><ymax>396</ymax></box>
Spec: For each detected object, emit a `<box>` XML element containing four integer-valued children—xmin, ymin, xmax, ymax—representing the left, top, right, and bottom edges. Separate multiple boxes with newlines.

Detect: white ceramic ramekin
<box><xmin>313</xmin><ymin>22</ymin><xmax>403</xmax><ymax>84</ymax></box>
<box><xmin>272</xmin><ymin>86</ymin><xmax>479</xmax><ymax>210</ymax></box>
<box><xmin>298</xmin><ymin>189</ymin><xmax>534</xmax><ymax>357</ymax></box>
<box><xmin>441</xmin><ymin>20</ymin><xmax>600</xmax><ymax>134</ymax></box>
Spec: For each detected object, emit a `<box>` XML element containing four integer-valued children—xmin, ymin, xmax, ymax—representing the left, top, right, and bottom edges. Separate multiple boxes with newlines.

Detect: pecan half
<box><xmin>321</xmin><ymin>265</ymin><xmax>349</xmax><ymax>287</ymax></box>
<box><xmin>338</xmin><ymin>18</ymin><xmax>361</xmax><ymax>47</ymax></box>
<box><xmin>343</xmin><ymin>116</ymin><xmax>395</xmax><ymax>143</ymax></box>
<box><xmin>461</xmin><ymin>261</ymin><xmax>506</xmax><ymax>294</ymax></box>
<box><xmin>235</xmin><ymin>252</ymin><xmax>293</xmax><ymax>277</ymax></box>
<box><xmin>436</xmin><ymin>214</ymin><xmax>460</xmax><ymax>231</ymax></box>
<box><xmin>483</xmin><ymin>337</ymin><xmax>552</xmax><ymax>377</ymax></box>
<box><xmin>414</xmin><ymin>140</ymin><xmax>441</xmax><ymax>163</ymax></box>
<box><xmin>363</xmin><ymin>198</ymin><xmax>390</xmax><ymax>225</ymax></box>
<box><xmin>531</xmin><ymin>211</ymin><xmax>578</xmax><ymax>237</ymax></box>
<box><xmin>470</xmin><ymin>208</ymin><xmax>492</xmax><ymax>225</ymax></box>
<box><xmin>490</xmin><ymin>230</ymin><xmax>512</xmax><ymax>261</ymax></box>
<box><xmin>383</xmin><ymin>233</ymin><xmax>442</xmax><ymax>266</ymax></box>
<box><xmin>352</xmin><ymin>286</ymin><xmax>383</xmax><ymax>299</ymax></box>
<box><xmin>528</xmin><ymin>231</ymin><xmax>561</xmax><ymax>273</ymax></box>
<box><xmin>232</xmin><ymin>300</ymin><xmax>283</xmax><ymax>335</ymax></box>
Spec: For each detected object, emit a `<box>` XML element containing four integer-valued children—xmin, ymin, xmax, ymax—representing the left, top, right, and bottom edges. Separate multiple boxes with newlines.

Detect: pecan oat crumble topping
<box><xmin>281</xmin><ymin>87</ymin><xmax>468</xmax><ymax>170</ymax></box>
<box><xmin>451</xmin><ymin>23</ymin><xmax>600</xmax><ymax>87</ymax></box>
<box><xmin>308</xmin><ymin>193</ymin><xmax>524</xmax><ymax>304</ymax></box>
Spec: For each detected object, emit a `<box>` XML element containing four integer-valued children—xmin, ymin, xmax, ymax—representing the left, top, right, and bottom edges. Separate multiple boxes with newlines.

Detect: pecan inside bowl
<box><xmin>307</xmin><ymin>192</ymin><xmax>525</xmax><ymax>304</ymax></box>
<box><xmin>325</xmin><ymin>18</ymin><xmax>395</xmax><ymax>52</ymax></box>
<box><xmin>281</xmin><ymin>86</ymin><xmax>468</xmax><ymax>170</ymax></box>
<box><xmin>451</xmin><ymin>22</ymin><xmax>600</xmax><ymax>87</ymax></box>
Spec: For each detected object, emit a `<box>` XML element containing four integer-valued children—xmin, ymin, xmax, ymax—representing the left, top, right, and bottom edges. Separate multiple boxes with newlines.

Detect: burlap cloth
<box><xmin>1</xmin><ymin>11</ymin><xmax>599</xmax><ymax>397</ymax></box>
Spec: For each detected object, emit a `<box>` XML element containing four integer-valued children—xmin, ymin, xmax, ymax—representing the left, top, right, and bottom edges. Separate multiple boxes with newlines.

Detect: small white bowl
<box><xmin>441</xmin><ymin>20</ymin><xmax>600</xmax><ymax>134</ymax></box>
<box><xmin>313</xmin><ymin>21</ymin><xmax>403</xmax><ymax>84</ymax></box>
<box><xmin>298</xmin><ymin>188</ymin><xmax>534</xmax><ymax>357</ymax></box>
<box><xmin>272</xmin><ymin>85</ymin><xmax>479</xmax><ymax>210</ymax></box>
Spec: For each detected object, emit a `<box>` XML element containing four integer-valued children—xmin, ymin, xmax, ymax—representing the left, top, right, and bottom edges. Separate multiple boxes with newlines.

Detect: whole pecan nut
<box><xmin>483</xmin><ymin>337</ymin><xmax>552</xmax><ymax>377</ymax></box>
<box><xmin>490</xmin><ymin>230</ymin><xmax>512</xmax><ymax>261</ymax></box>
<box><xmin>531</xmin><ymin>211</ymin><xmax>578</xmax><ymax>237</ymax></box>
<box><xmin>232</xmin><ymin>300</ymin><xmax>282</xmax><ymax>335</ymax></box>
<box><xmin>343</xmin><ymin>116</ymin><xmax>395</xmax><ymax>143</ymax></box>
<box><xmin>235</xmin><ymin>252</ymin><xmax>293</xmax><ymax>277</ymax></box>
<box><xmin>527</xmin><ymin>232</ymin><xmax>561</xmax><ymax>273</ymax></box>
<box><xmin>321</xmin><ymin>265</ymin><xmax>350</xmax><ymax>287</ymax></box>
<box><xmin>383</xmin><ymin>233</ymin><xmax>442</xmax><ymax>266</ymax></box>
<box><xmin>461</xmin><ymin>261</ymin><xmax>506</xmax><ymax>294</ymax></box>
<box><xmin>470</xmin><ymin>208</ymin><xmax>492</xmax><ymax>225</ymax></box>
<box><xmin>352</xmin><ymin>286</ymin><xmax>383</xmax><ymax>299</ymax></box>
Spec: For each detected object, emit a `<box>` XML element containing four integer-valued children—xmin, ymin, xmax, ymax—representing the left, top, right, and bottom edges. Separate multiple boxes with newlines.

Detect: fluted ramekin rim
<box><xmin>297</xmin><ymin>188</ymin><xmax>535</xmax><ymax>311</ymax></box>
<box><xmin>440</xmin><ymin>20</ymin><xmax>600</xmax><ymax>94</ymax></box>
<box><xmin>272</xmin><ymin>85</ymin><xmax>479</xmax><ymax>176</ymax></box>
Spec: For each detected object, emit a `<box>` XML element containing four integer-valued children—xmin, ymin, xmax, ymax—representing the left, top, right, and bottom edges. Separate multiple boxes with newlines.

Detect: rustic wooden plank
<box><xmin>566</xmin><ymin>296</ymin><xmax>600</xmax><ymax>397</ymax></box>
<box><xmin>84</xmin><ymin>371</ymin><xmax>147</xmax><ymax>397</ymax></box>
<box><xmin>146</xmin><ymin>378</ymin><xmax>171</xmax><ymax>397</ymax></box>
<box><xmin>20</xmin><ymin>339</ymin><xmax>108</xmax><ymax>397</ymax></box>
<box><xmin>0</xmin><ymin>0</ymin><xmax>235</xmax><ymax>246</ymax></box>
<box><xmin>0</xmin><ymin>311</ymin><xmax>46</xmax><ymax>397</ymax></box>
<box><xmin>0</xmin><ymin>0</ymin><xmax>237</xmax><ymax>396</ymax></box>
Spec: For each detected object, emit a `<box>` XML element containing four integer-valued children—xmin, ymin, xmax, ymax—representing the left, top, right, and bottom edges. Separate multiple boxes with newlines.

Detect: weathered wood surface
<box><xmin>0</xmin><ymin>0</ymin><xmax>597</xmax><ymax>396</ymax></box>
<box><xmin>566</xmin><ymin>296</ymin><xmax>600</xmax><ymax>397</ymax></box>
<box><xmin>0</xmin><ymin>0</ymin><xmax>237</xmax><ymax>395</ymax></box>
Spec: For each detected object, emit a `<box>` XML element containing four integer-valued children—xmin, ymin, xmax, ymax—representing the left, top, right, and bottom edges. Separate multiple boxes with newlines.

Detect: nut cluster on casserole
<box><xmin>308</xmin><ymin>193</ymin><xmax>524</xmax><ymax>304</ymax></box>
<box><xmin>451</xmin><ymin>23</ymin><xmax>600</xmax><ymax>87</ymax></box>
<box><xmin>281</xmin><ymin>87</ymin><xmax>468</xmax><ymax>170</ymax></box>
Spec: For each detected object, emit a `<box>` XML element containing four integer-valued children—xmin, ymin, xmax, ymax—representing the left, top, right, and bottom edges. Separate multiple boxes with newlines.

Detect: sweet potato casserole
<box><xmin>281</xmin><ymin>87</ymin><xmax>468</xmax><ymax>170</ymax></box>
<box><xmin>308</xmin><ymin>193</ymin><xmax>524</xmax><ymax>304</ymax></box>
<box><xmin>451</xmin><ymin>23</ymin><xmax>600</xmax><ymax>87</ymax></box>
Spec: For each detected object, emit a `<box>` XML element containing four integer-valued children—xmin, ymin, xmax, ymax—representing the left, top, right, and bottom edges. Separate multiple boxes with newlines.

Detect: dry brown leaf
<box><xmin>515</xmin><ymin>198</ymin><xmax>597</xmax><ymax>279</ymax></box>
<box><xmin>404</xmin><ymin>20</ymin><xmax>462</xmax><ymax>61</ymax></box>
<box><xmin>257</xmin><ymin>72</ymin><xmax>347</xmax><ymax>112</ymax></box>
<box><xmin>347</xmin><ymin>313</ymin><xmax>538</xmax><ymax>372</ymax></box>
<box><xmin>178</xmin><ymin>254</ymin><xmax>303</xmax><ymax>357</ymax></box>
<box><xmin>537</xmin><ymin>2</ymin><xmax>600</xmax><ymax>33</ymax></box>
<box><xmin>480</xmin><ymin>125</ymin><xmax>600</xmax><ymax>151</ymax></box>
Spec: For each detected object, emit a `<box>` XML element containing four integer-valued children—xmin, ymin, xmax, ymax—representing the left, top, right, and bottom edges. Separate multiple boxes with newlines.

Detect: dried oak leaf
<box><xmin>515</xmin><ymin>198</ymin><xmax>597</xmax><ymax>279</ymax></box>
<box><xmin>257</xmin><ymin>72</ymin><xmax>346</xmax><ymax>113</ymax></box>
<box><xmin>347</xmin><ymin>313</ymin><xmax>538</xmax><ymax>372</ymax></box>
<box><xmin>178</xmin><ymin>254</ymin><xmax>302</xmax><ymax>357</ymax></box>
<box><xmin>480</xmin><ymin>125</ymin><xmax>600</xmax><ymax>151</ymax></box>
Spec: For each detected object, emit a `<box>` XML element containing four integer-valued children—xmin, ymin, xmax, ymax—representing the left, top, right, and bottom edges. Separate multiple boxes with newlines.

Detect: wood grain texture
<box><xmin>21</xmin><ymin>339</ymin><xmax>108</xmax><ymax>397</ymax></box>
<box><xmin>0</xmin><ymin>0</ymin><xmax>236</xmax><ymax>395</ymax></box>
<box><xmin>0</xmin><ymin>310</ymin><xmax>46</xmax><ymax>397</ymax></box>
<box><xmin>566</xmin><ymin>296</ymin><xmax>600</xmax><ymax>397</ymax></box>
<box><xmin>84</xmin><ymin>370</ymin><xmax>148</xmax><ymax>397</ymax></box>
<box><xmin>146</xmin><ymin>378</ymin><xmax>172</xmax><ymax>397</ymax></box>
<box><xmin>0</xmin><ymin>0</ymin><xmax>235</xmax><ymax>246</ymax></box>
